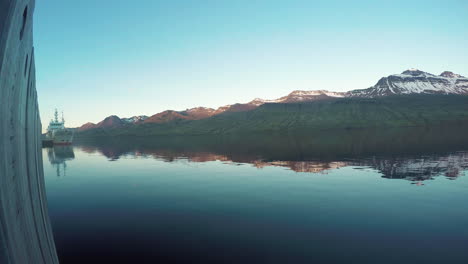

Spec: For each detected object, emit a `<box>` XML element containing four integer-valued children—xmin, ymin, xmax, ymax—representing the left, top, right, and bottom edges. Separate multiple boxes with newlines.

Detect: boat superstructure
<box><xmin>46</xmin><ymin>109</ymin><xmax>74</xmax><ymax>145</ymax></box>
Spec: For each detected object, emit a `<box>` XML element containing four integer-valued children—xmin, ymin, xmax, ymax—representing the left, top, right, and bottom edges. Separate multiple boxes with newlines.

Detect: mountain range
<box><xmin>77</xmin><ymin>69</ymin><xmax>468</xmax><ymax>133</ymax></box>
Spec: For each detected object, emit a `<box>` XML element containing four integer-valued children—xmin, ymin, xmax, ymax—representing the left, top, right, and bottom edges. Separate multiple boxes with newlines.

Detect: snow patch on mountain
<box><xmin>186</xmin><ymin>107</ymin><xmax>215</xmax><ymax>113</ymax></box>
<box><xmin>247</xmin><ymin>90</ymin><xmax>345</xmax><ymax>106</ymax></box>
<box><xmin>122</xmin><ymin>115</ymin><xmax>148</xmax><ymax>123</ymax></box>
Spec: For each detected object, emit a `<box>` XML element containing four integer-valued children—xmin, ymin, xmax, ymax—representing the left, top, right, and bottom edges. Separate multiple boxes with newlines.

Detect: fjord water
<box><xmin>44</xmin><ymin>128</ymin><xmax>468</xmax><ymax>264</ymax></box>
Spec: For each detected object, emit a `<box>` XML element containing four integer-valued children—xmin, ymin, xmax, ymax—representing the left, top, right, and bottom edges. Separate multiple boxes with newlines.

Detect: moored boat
<box><xmin>46</xmin><ymin>109</ymin><xmax>74</xmax><ymax>145</ymax></box>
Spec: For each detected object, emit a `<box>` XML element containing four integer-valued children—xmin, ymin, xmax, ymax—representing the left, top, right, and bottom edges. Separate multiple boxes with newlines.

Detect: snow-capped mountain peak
<box><xmin>249</xmin><ymin>98</ymin><xmax>268</xmax><ymax>106</ymax></box>
<box><xmin>440</xmin><ymin>71</ymin><xmax>465</xmax><ymax>78</ymax></box>
<box><xmin>400</xmin><ymin>69</ymin><xmax>434</xmax><ymax>77</ymax></box>
<box><xmin>349</xmin><ymin>69</ymin><xmax>468</xmax><ymax>97</ymax></box>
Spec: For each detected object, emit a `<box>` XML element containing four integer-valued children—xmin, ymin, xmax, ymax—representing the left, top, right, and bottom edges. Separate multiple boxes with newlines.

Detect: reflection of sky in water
<box><xmin>44</xmin><ymin>146</ymin><xmax>468</xmax><ymax>264</ymax></box>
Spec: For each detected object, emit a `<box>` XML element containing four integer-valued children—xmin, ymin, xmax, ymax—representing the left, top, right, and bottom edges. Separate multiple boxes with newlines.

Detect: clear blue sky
<box><xmin>34</xmin><ymin>0</ymin><xmax>468</xmax><ymax>127</ymax></box>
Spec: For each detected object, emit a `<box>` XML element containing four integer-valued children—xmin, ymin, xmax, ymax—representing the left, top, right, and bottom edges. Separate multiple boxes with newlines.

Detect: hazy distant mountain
<box><xmin>143</xmin><ymin>110</ymin><xmax>191</xmax><ymax>124</ymax></box>
<box><xmin>77</xmin><ymin>122</ymin><xmax>97</xmax><ymax>132</ymax></box>
<box><xmin>181</xmin><ymin>107</ymin><xmax>216</xmax><ymax>119</ymax></box>
<box><xmin>78</xmin><ymin>115</ymin><xmax>147</xmax><ymax>131</ymax></box>
<box><xmin>95</xmin><ymin>115</ymin><xmax>124</xmax><ymax>128</ymax></box>
<box><xmin>77</xmin><ymin>69</ymin><xmax>468</xmax><ymax>131</ymax></box>
<box><xmin>143</xmin><ymin>108</ymin><xmax>217</xmax><ymax>124</ymax></box>
<box><xmin>79</xmin><ymin>90</ymin><xmax>348</xmax><ymax>130</ymax></box>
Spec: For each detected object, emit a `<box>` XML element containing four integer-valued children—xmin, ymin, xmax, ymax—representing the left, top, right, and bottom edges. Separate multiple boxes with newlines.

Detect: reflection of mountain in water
<box><xmin>353</xmin><ymin>153</ymin><xmax>468</xmax><ymax>181</ymax></box>
<box><xmin>254</xmin><ymin>161</ymin><xmax>348</xmax><ymax>174</ymax></box>
<box><xmin>77</xmin><ymin>145</ymin><xmax>468</xmax><ymax>181</ymax></box>
<box><xmin>75</xmin><ymin>126</ymin><xmax>468</xmax><ymax>183</ymax></box>
<box><xmin>47</xmin><ymin>146</ymin><xmax>75</xmax><ymax>177</ymax></box>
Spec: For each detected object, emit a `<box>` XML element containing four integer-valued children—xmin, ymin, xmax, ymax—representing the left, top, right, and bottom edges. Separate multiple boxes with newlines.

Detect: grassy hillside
<box><xmin>77</xmin><ymin>95</ymin><xmax>468</xmax><ymax>137</ymax></box>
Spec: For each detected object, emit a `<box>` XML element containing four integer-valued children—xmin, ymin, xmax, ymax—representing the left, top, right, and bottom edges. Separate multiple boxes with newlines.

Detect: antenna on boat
<box><xmin>54</xmin><ymin>108</ymin><xmax>58</xmax><ymax>122</ymax></box>
<box><xmin>62</xmin><ymin>111</ymin><xmax>65</xmax><ymax>123</ymax></box>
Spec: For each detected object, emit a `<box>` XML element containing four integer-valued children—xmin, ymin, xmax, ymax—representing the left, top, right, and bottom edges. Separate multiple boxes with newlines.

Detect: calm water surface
<box><xmin>44</xmin><ymin>133</ymin><xmax>468</xmax><ymax>264</ymax></box>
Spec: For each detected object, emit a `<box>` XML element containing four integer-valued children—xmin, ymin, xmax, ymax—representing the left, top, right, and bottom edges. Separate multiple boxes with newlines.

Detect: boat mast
<box><xmin>54</xmin><ymin>108</ymin><xmax>59</xmax><ymax>123</ymax></box>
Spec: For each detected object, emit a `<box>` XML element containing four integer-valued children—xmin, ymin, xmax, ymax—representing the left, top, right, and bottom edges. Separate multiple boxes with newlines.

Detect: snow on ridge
<box><xmin>187</xmin><ymin>106</ymin><xmax>215</xmax><ymax>112</ymax></box>
<box><xmin>394</xmin><ymin>73</ymin><xmax>458</xmax><ymax>80</ymax></box>
<box><xmin>286</xmin><ymin>90</ymin><xmax>345</xmax><ymax>98</ymax></box>
<box><xmin>284</xmin><ymin>90</ymin><xmax>338</xmax><ymax>101</ymax></box>
<box><xmin>122</xmin><ymin>115</ymin><xmax>149</xmax><ymax>123</ymax></box>
<box><xmin>398</xmin><ymin>69</ymin><xmax>467</xmax><ymax>80</ymax></box>
<box><xmin>246</xmin><ymin>90</ymin><xmax>345</xmax><ymax>106</ymax></box>
<box><xmin>249</xmin><ymin>97</ymin><xmax>284</xmax><ymax>105</ymax></box>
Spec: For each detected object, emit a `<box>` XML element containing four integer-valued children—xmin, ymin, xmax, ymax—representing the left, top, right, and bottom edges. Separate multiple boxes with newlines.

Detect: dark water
<box><xmin>44</xmin><ymin>128</ymin><xmax>468</xmax><ymax>264</ymax></box>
